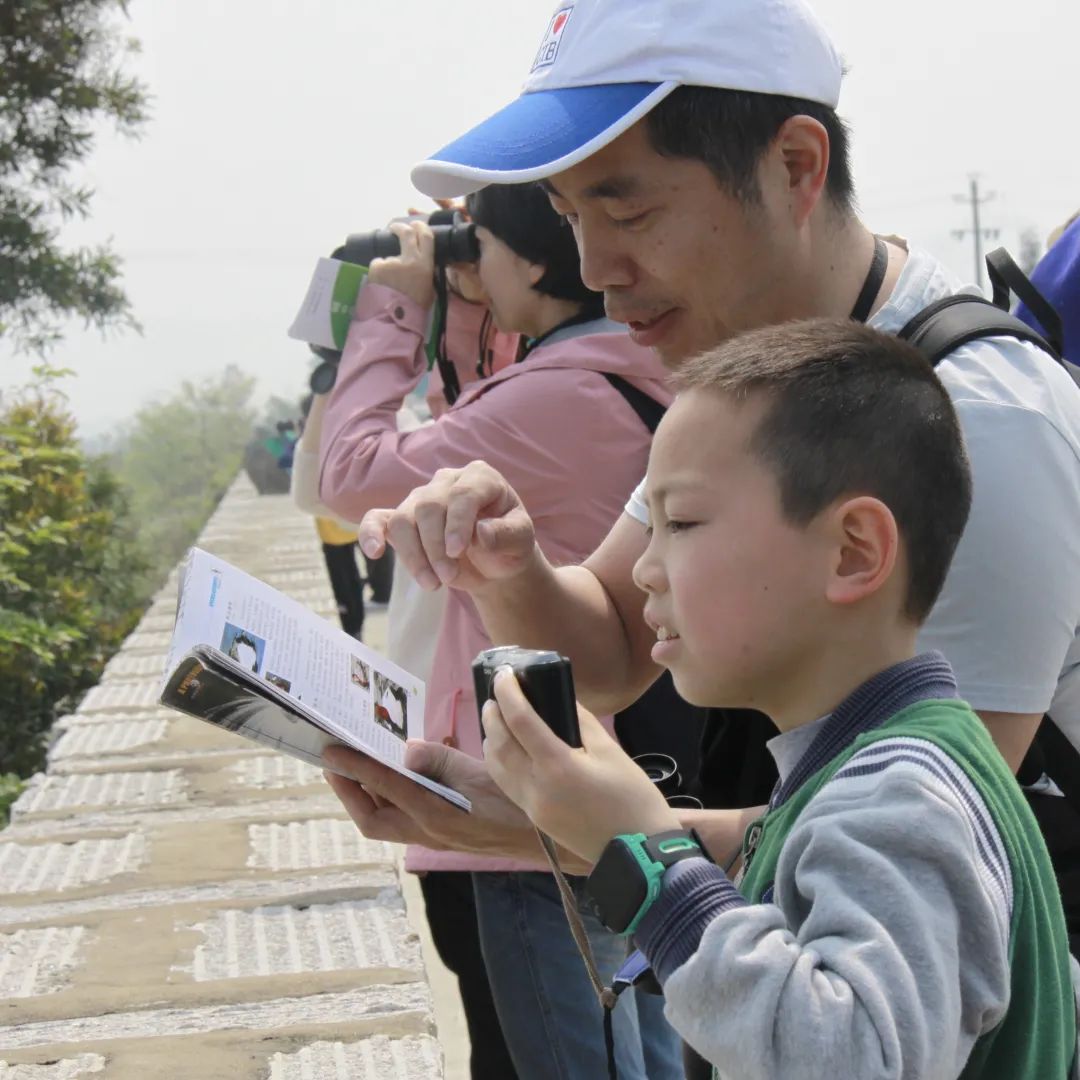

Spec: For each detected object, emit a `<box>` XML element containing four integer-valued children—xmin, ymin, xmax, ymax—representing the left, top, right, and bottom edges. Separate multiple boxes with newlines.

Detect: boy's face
<box><xmin>632</xmin><ymin>389</ymin><xmax>833</xmax><ymax>710</ymax></box>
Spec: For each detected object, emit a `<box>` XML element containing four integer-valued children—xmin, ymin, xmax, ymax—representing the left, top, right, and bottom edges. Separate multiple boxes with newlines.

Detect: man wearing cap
<box><xmin>323</xmin><ymin>0</ymin><xmax>1080</xmax><ymax>1032</ymax></box>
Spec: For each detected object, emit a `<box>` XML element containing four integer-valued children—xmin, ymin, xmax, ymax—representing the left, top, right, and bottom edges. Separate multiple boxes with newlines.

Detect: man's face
<box><xmin>632</xmin><ymin>390</ymin><xmax>831</xmax><ymax>709</ymax></box>
<box><xmin>544</xmin><ymin>122</ymin><xmax>797</xmax><ymax>367</ymax></box>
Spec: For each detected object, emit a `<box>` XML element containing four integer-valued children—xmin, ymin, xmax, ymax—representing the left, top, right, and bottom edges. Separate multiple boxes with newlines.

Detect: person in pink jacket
<box><xmin>319</xmin><ymin>182</ymin><xmax>682</xmax><ymax>1080</ymax></box>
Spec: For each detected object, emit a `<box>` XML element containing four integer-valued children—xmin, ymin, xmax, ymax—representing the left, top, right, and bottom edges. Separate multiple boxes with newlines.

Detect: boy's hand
<box><xmin>484</xmin><ymin>668</ymin><xmax>680</xmax><ymax>865</ymax></box>
<box><xmin>367</xmin><ymin>220</ymin><xmax>436</xmax><ymax>309</ymax></box>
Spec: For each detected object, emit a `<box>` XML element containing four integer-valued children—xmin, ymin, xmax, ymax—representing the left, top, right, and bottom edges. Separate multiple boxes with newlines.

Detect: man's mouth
<box><xmin>626</xmin><ymin>309</ymin><xmax>679</xmax><ymax>348</ymax></box>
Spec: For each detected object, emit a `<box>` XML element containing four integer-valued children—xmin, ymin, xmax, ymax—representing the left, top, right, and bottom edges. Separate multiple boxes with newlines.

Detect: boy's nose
<box><xmin>632</xmin><ymin>544</ymin><xmax>664</xmax><ymax>596</ymax></box>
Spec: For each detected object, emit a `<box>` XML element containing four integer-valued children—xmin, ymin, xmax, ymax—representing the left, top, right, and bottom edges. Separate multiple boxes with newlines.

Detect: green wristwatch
<box><xmin>586</xmin><ymin>829</ymin><xmax>705</xmax><ymax>935</ymax></box>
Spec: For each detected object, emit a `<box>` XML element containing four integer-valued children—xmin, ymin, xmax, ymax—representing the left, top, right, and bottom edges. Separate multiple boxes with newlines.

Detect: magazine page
<box><xmin>162</xmin><ymin>547</ymin><xmax>469</xmax><ymax>810</ymax></box>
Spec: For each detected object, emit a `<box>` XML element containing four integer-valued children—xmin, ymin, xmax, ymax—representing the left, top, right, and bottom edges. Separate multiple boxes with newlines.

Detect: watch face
<box><xmin>587</xmin><ymin>842</ymin><xmax>650</xmax><ymax>934</ymax></box>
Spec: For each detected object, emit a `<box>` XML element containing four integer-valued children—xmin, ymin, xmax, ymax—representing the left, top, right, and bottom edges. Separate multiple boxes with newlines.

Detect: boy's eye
<box><xmin>666</xmin><ymin>519</ymin><xmax>696</xmax><ymax>534</ymax></box>
<box><xmin>561</xmin><ymin>212</ymin><xmax>580</xmax><ymax>227</ymax></box>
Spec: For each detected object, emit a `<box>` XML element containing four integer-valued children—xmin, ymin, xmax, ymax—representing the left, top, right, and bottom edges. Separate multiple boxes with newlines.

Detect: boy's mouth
<box><xmin>656</xmin><ymin>626</ymin><xmax>680</xmax><ymax>642</ymax></box>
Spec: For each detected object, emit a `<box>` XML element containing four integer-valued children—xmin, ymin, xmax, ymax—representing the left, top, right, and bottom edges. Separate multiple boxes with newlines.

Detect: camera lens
<box><xmin>632</xmin><ymin>753</ymin><xmax>681</xmax><ymax>798</ymax></box>
<box><xmin>665</xmin><ymin>794</ymin><xmax>704</xmax><ymax>810</ymax></box>
<box><xmin>309</xmin><ymin>359</ymin><xmax>339</xmax><ymax>395</ymax></box>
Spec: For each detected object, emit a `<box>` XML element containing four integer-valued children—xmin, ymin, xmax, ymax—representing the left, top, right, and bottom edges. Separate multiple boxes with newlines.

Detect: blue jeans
<box><xmin>472</xmin><ymin>871</ymin><xmax>683</xmax><ymax>1080</ymax></box>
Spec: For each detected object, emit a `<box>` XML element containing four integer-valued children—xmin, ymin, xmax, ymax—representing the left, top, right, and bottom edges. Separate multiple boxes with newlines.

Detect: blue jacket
<box><xmin>1016</xmin><ymin>215</ymin><xmax>1080</xmax><ymax>365</ymax></box>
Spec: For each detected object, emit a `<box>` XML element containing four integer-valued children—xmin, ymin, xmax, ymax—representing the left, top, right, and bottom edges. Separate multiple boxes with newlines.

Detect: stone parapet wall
<box><xmin>0</xmin><ymin>475</ymin><xmax>446</xmax><ymax>1080</ymax></box>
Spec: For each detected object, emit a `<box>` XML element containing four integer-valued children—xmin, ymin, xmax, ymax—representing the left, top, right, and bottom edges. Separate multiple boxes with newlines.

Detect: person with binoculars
<box><xmin>315</xmin><ymin>182</ymin><xmax>684</xmax><ymax>1080</ymax></box>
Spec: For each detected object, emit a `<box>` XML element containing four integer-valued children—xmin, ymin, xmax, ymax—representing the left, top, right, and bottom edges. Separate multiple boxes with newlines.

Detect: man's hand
<box><xmin>357</xmin><ymin>460</ymin><xmax>539</xmax><ymax>592</ymax></box>
<box><xmin>323</xmin><ymin>738</ymin><xmax>546</xmax><ymax>859</ymax></box>
<box><xmin>483</xmin><ymin>669</ymin><xmax>680</xmax><ymax>865</ymax></box>
<box><xmin>366</xmin><ymin>220</ymin><xmax>437</xmax><ymax>309</ymax></box>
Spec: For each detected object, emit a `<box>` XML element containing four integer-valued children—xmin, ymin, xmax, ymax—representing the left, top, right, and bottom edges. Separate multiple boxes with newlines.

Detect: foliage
<box><xmin>0</xmin><ymin>373</ymin><xmax>148</xmax><ymax>777</ymax></box>
<box><xmin>111</xmin><ymin>365</ymin><xmax>258</xmax><ymax>592</ymax></box>
<box><xmin>0</xmin><ymin>773</ymin><xmax>25</xmax><ymax>826</ymax></box>
<box><xmin>0</xmin><ymin>0</ymin><xmax>149</xmax><ymax>353</ymax></box>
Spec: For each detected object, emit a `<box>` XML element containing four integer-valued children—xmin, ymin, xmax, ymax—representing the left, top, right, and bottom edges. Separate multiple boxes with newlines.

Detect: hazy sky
<box><xmin>3</xmin><ymin>0</ymin><xmax>1078</xmax><ymax>437</ymax></box>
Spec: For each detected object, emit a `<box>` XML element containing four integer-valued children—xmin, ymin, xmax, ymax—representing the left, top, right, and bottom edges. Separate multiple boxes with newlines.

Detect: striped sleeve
<box><xmin>656</xmin><ymin>736</ymin><xmax>1013</xmax><ymax>1078</ymax></box>
<box><xmin>826</xmin><ymin>736</ymin><xmax>1012</xmax><ymax>948</ymax></box>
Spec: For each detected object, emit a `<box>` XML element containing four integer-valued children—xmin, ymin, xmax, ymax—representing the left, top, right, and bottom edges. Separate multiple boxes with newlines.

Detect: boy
<box><xmin>481</xmin><ymin>319</ymin><xmax>1078</xmax><ymax>1078</ymax></box>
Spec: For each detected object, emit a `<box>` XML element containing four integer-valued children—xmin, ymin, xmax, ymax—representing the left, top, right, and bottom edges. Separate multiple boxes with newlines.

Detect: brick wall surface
<box><xmin>0</xmin><ymin>475</ymin><xmax>452</xmax><ymax>1080</ymax></box>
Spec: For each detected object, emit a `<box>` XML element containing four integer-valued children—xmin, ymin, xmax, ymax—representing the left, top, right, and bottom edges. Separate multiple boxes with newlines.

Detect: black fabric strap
<box><xmin>603</xmin><ymin>372</ymin><xmax>667</xmax><ymax>434</ymax></box>
<box><xmin>986</xmin><ymin>247</ymin><xmax>1065</xmax><ymax>354</ymax></box>
<box><xmin>849</xmin><ymin>236</ymin><xmax>889</xmax><ymax>323</ymax></box>
<box><xmin>897</xmin><ymin>294</ymin><xmax>1064</xmax><ymax>368</ymax></box>
<box><xmin>432</xmin><ymin>266</ymin><xmax>461</xmax><ymax>405</ymax></box>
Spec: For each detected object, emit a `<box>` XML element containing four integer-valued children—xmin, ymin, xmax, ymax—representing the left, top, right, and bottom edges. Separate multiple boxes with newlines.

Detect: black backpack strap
<box><xmin>897</xmin><ymin>293</ymin><xmax>1064</xmax><ymax>367</ymax></box>
<box><xmin>602</xmin><ymin>372</ymin><xmax>667</xmax><ymax>433</ymax></box>
<box><xmin>469</xmin><ymin>370</ymin><xmax>668</xmax><ymax>429</ymax></box>
<box><xmin>985</xmin><ymin>247</ymin><xmax>1065</xmax><ymax>355</ymax></box>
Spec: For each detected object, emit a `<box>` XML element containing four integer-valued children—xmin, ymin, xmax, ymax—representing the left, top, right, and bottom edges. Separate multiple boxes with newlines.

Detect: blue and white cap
<box><xmin>411</xmin><ymin>0</ymin><xmax>844</xmax><ymax>199</ymax></box>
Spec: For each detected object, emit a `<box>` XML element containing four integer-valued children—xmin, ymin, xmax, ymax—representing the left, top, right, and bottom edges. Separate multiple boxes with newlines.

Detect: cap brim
<box><xmin>411</xmin><ymin>82</ymin><xmax>677</xmax><ymax>198</ymax></box>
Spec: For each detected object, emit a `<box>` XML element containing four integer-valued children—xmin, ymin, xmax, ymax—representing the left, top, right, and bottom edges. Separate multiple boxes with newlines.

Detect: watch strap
<box><xmin>587</xmin><ymin>828</ymin><xmax>706</xmax><ymax>935</ymax></box>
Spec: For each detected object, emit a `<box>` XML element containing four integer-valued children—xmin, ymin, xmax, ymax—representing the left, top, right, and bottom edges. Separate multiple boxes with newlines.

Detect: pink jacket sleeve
<box><xmin>318</xmin><ymin>284</ymin><xmax>641</xmax><ymax>533</ymax></box>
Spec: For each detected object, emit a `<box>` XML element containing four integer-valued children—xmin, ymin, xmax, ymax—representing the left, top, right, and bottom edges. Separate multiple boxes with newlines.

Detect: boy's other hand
<box><xmin>356</xmin><ymin>460</ymin><xmax>539</xmax><ymax>592</ymax></box>
<box><xmin>323</xmin><ymin>740</ymin><xmax>541</xmax><ymax>858</ymax></box>
<box><xmin>484</xmin><ymin>668</ymin><xmax>680</xmax><ymax>865</ymax></box>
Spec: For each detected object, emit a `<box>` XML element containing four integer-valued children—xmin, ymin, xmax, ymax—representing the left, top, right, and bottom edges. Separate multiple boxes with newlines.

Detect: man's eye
<box><xmin>561</xmin><ymin>212</ymin><xmax>580</xmax><ymax>227</ymax></box>
<box><xmin>611</xmin><ymin>210</ymin><xmax>651</xmax><ymax>229</ymax></box>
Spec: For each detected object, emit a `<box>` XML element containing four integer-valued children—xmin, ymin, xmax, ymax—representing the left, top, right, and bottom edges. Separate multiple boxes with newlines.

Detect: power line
<box><xmin>953</xmin><ymin>175</ymin><xmax>1000</xmax><ymax>290</ymax></box>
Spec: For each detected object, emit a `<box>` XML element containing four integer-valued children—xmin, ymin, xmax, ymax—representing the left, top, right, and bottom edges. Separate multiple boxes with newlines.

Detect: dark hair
<box><xmin>466</xmin><ymin>183</ymin><xmax>604</xmax><ymax>314</ymax></box>
<box><xmin>645</xmin><ymin>85</ymin><xmax>855</xmax><ymax>211</ymax></box>
<box><xmin>673</xmin><ymin>320</ymin><xmax>971</xmax><ymax>622</ymax></box>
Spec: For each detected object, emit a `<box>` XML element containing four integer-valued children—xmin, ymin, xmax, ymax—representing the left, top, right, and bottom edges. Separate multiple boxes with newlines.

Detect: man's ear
<box><xmin>766</xmin><ymin>114</ymin><xmax>830</xmax><ymax>228</ymax></box>
<box><xmin>825</xmin><ymin>496</ymin><xmax>899</xmax><ymax>606</ymax></box>
<box><xmin>527</xmin><ymin>261</ymin><xmax>545</xmax><ymax>287</ymax></box>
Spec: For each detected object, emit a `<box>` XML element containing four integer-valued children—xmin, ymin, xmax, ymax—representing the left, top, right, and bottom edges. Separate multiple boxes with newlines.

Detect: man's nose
<box><xmin>576</xmin><ymin>227</ymin><xmax>634</xmax><ymax>292</ymax></box>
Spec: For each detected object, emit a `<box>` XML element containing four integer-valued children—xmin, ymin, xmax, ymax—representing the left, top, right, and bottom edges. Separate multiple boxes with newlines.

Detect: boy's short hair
<box><xmin>645</xmin><ymin>86</ymin><xmax>855</xmax><ymax>212</ymax></box>
<box><xmin>673</xmin><ymin>319</ymin><xmax>972</xmax><ymax>621</ymax></box>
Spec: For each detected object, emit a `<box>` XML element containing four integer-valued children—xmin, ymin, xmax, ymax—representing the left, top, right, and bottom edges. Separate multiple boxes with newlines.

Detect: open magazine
<box><xmin>159</xmin><ymin>547</ymin><xmax>469</xmax><ymax>811</ymax></box>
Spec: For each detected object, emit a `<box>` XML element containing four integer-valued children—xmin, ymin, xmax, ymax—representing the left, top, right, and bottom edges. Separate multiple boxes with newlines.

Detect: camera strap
<box><xmin>432</xmin><ymin>264</ymin><xmax>463</xmax><ymax>405</ymax></box>
<box><xmin>535</xmin><ymin>827</ymin><xmax>621</xmax><ymax>1080</ymax></box>
<box><xmin>849</xmin><ymin>236</ymin><xmax>889</xmax><ymax>324</ymax></box>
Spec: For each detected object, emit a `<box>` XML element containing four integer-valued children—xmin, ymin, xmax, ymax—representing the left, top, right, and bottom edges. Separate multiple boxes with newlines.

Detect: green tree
<box><xmin>0</xmin><ymin>372</ymin><xmax>148</xmax><ymax>781</ymax></box>
<box><xmin>1</xmin><ymin>0</ymin><xmax>148</xmax><ymax>353</ymax></box>
<box><xmin>113</xmin><ymin>365</ymin><xmax>258</xmax><ymax>590</ymax></box>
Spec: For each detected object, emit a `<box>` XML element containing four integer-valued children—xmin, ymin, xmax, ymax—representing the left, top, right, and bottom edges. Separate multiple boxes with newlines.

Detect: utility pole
<box><xmin>953</xmin><ymin>175</ymin><xmax>999</xmax><ymax>292</ymax></box>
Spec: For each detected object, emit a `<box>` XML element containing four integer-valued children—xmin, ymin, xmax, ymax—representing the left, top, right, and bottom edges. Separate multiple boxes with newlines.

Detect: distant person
<box><xmin>1017</xmin><ymin>212</ymin><xmax>1080</xmax><ymax>365</ymax></box>
<box><xmin>318</xmin><ymin>182</ymin><xmax>683</xmax><ymax>1080</ymax></box>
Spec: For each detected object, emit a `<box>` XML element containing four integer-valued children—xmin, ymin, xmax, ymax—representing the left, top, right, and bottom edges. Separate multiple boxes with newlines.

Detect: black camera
<box><xmin>307</xmin><ymin>209</ymin><xmax>480</xmax><ymax>396</ymax></box>
<box><xmin>472</xmin><ymin>646</ymin><xmax>581</xmax><ymax>748</ymax></box>
<box><xmin>339</xmin><ymin>209</ymin><xmax>480</xmax><ymax>269</ymax></box>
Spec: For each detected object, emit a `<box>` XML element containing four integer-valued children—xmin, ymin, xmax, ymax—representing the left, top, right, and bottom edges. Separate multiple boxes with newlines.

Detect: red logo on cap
<box><xmin>531</xmin><ymin>5</ymin><xmax>574</xmax><ymax>72</ymax></box>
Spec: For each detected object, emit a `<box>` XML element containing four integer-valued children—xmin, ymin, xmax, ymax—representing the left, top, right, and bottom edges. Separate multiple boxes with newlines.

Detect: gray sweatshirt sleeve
<box><xmin>650</xmin><ymin>738</ymin><xmax>1013</xmax><ymax>1080</ymax></box>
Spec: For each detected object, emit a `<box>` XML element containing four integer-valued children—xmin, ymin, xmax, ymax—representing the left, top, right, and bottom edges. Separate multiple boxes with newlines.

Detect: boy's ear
<box><xmin>824</xmin><ymin>496</ymin><xmax>899</xmax><ymax>607</ymax></box>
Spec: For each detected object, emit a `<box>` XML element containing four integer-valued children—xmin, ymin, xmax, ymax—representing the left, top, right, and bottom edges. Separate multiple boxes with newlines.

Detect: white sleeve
<box><xmin>290</xmin><ymin>447</ymin><xmax>360</xmax><ymax>528</ymax></box>
<box><xmin>918</xmin><ymin>396</ymin><xmax>1080</xmax><ymax>714</ymax></box>
<box><xmin>624</xmin><ymin>473</ymin><xmax>649</xmax><ymax>525</ymax></box>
